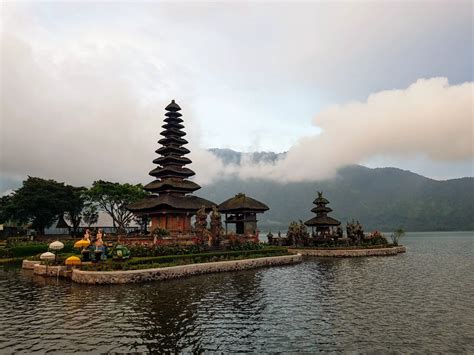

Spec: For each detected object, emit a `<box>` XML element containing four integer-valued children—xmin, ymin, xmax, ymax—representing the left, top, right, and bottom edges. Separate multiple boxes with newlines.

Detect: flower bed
<box><xmin>81</xmin><ymin>247</ymin><xmax>288</xmax><ymax>271</ymax></box>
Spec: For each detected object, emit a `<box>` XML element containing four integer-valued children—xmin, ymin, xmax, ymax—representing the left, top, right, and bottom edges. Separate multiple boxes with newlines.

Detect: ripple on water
<box><xmin>0</xmin><ymin>232</ymin><xmax>473</xmax><ymax>353</ymax></box>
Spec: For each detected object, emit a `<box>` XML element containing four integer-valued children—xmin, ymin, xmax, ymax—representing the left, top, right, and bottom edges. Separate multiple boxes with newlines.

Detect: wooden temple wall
<box><xmin>151</xmin><ymin>215</ymin><xmax>192</xmax><ymax>233</ymax></box>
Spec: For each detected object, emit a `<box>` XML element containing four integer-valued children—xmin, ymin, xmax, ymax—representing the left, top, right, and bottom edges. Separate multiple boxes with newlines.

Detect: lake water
<box><xmin>0</xmin><ymin>231</ymin><xmax>473</xmax><ymax>353</ymax></box>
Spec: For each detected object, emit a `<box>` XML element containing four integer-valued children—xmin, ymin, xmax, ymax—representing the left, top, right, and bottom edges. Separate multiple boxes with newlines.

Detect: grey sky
<box><xmin>0</xmin><ymin>1</ymin><xmax>472</xmax><ymax>193</ymax></box>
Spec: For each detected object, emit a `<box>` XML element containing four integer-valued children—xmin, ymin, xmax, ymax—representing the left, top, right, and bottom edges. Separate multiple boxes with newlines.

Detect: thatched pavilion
<box><xmin>218</xmin><ymin>193</ymin><xmax>269</xmax><ymax>236</ymax></box>
<box><xmin>304</xmin><ymin>192</ymin><xmax>341</xmax><ymax>236</ymax></box>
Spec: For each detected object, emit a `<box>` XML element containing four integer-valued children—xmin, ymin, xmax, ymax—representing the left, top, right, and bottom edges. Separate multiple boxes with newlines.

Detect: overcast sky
<box><xmin>0</xmin><ymin>1</ymin><xmax>472</xmax><ymax>193</ymax></box>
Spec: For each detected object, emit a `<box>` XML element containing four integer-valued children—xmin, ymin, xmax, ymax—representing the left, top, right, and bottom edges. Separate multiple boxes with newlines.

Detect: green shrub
<box><xmin>228</xmin><ymin>241</ymin><xmax>264</xmax><ymax>251</ymax></box>
<box><xmin>81</xmin><ymin>246</ymin><xmax>289</xmax><ymax>271</ymax></box>
<box><xmin>126</xmin><ymin>247</ymin><xmax>287</xmax><ymax>266</ymax></box>
<box><xmin>9</xmin><ymin>244</ymin><xmax>48</xmax><ymax>257</ymax></box>
<box><xmin>6</xmin><ymin>237</ymin><xmax>32</xmax><ymax>248</ymax></box>
<box><xmin>128</xmin><ymin>244</ymin><xmax>206</xmax><ymax>258</ymax></box>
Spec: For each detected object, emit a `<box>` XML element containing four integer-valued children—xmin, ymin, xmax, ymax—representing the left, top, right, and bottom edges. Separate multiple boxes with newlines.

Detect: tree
<box><xmin>390</xmin><ymin>228</ymin><xmax>405</xmax><ymax>245</ymax></box>
<box><xmin>0</xmin><ymin>177</ymin><xmax>71</xmax><ymax>235</ymax></box>
<box><xmin>82</xmin><ymin>203</ymin><xmax>99</xmax><ymax>228</ymax></box>
<box><xmin>286</xmin><ymin>220</ymin><xmax>310</xmax><ymax>246</ymax></box>
<box><xmin>87</xmin><ymin>180</ymin><xmax>147</xmax><ymax>234</ymax></box>
<box><xmin>64</xmin><ymin>186</ymin><xmax>87</xmax><ymax>235</ymax></box>
<box><xmin>0</xmin><ymin>195</ymin><xmax>14</xmax><ymax>224</ymax></box>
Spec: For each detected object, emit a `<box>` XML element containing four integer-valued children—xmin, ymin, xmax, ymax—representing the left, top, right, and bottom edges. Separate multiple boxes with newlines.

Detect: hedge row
<box><xmin>82</xmin><ymin>247</ymin><xmax>289</xmax><ymax>271</ymax></box>
<box><xmin>127</xmin><ymin>241</ymin><xmax>265</xmax><ymax>258</ymax></box>
<box><xmin>0</xmin><ymin>241</ymin><xmax>76</xmax><ymax>258</ymax></box>
<box><xmin>126</xmin><ymin>247</ymin><xmax>288</xmax><ymax>266</ymax></box>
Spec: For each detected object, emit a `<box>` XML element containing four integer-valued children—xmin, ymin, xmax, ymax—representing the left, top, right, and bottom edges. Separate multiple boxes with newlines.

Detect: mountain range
<box><xmin>200</xmin><ymin>149</ymin><xmax>474</xmax><ymax>232</ymax></box>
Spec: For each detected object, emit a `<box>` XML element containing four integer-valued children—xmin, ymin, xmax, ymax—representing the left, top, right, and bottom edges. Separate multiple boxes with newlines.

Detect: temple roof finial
<box><xmin>165</xmin><ymin>99</ymin><xmax>181</xmax><ymax>112</ymax></box>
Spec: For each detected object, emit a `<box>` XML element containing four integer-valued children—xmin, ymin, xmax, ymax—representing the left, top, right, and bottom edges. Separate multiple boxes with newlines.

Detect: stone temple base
<box><xmin>288</xmin><ymin>245</ymin><xmax>406</xmax><ymax>257</ymax></box>
<box><xmin>71</xmin><ymin>254</ymin><xmax>302</xmax><ymax>284</ymax></box>
<box><xmin>22</xmin><ymin>254</ymin><xmax>302</xmax><ymax>284</ymax></box>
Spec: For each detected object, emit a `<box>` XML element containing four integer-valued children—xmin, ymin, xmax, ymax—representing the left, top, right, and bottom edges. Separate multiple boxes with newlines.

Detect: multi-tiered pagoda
<box><xmin>128</xmin><ymin>100</ymin><xmax>215</xmax><ymax>235</ymax></box>
<box><xmin>304</xmin><ymin>192</ymin><xmax>341</xmax><ymax>236</ymax></box>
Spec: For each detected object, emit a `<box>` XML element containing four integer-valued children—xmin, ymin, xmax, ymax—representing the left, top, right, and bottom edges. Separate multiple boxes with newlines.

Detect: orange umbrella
<box><xmin>74</xmin><ymin>240</ymin><xmax>90</xmax><ymax>248</ymax></box>
<box><xmin>65</xmin><ymin>256</ymin><xmax>81</xmax><ymax>266</ymax></box>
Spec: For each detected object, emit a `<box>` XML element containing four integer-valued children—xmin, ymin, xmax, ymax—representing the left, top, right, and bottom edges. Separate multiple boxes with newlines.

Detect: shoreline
<box><xmin>23</xmin><ymin>254</ymin><xmax>302</xmax><ymax>284</ymax></box>
<box><xmin>288</xmin><ymin>245</ymin><xmax>406</xmax><ymax>257</ymax></box>
<box><xmin>72</xmin><ymin>253</ymin><xmax>302</xmax><ymax>284</ymax></box>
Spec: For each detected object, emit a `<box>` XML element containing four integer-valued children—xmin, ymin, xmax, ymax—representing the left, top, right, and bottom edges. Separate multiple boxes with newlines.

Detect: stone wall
<box><xmin>288</xmin><ymin>246</ymin><xmax>406</xmax><ymax>257</ymax></box>
<box><xmin>33</xmin><ymin>264</ymin><xmax>72</xmax><ymax>278</ymax></box>
<box><xmin>71</xmin><ymin>254</ymin><xmax>302</xmax><ymax>285</ymax></box>
<box><xmin>22</xmin><ymin>260</ymin><xmax>41</xmax><ymax>270</ymax></box>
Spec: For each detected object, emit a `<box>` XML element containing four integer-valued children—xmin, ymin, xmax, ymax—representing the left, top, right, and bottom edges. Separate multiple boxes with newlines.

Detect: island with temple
<box><xmin>267</xmin><ymin>191</ymin><xmax>406</xmax><ymax>257</ymax></box>
<box><xmin>21</xmin><ymin>100</ymin><xmax>301</xmax><ymax>284</ymax></box>
<box><xmin>20</xmin><ymin>100</ymin><xmax>405</xmax><ymax>284</ymax></box>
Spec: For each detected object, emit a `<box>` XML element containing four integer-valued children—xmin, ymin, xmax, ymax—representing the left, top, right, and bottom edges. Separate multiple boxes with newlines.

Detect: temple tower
<box><xmin>128</xmin><ymin>100</ymin><xmax>215</xmax><ymax>235</ymax></box>
<box><xmin>304</xmin><ymin>192</ymin><xmax>341</xmax><ymax>236</ymax></box>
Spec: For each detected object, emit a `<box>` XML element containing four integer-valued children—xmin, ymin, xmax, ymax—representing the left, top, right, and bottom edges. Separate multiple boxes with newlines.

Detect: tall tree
<box><xmin>82</xmin><ymin>203</ymin><xmax>99</xmax><ymax>228</ymax></box>
<box><xmin>0</xmin><ymin>177</ymin><xmax>71</xmax><ymax>235</ymax></box>
<box><xmin>0</xmin><ymin>195</ymin><xmax>16</xmax><ymax>226</ymax></box>
<box><xmin>87</xmin><ymin>180</ymin><xmax>147</xmax><ymax>233</ymax></box>
<box><xmin>64</xmin><ymin>186</ymin><xmax>88</xmax><ymax>235</ymax></box>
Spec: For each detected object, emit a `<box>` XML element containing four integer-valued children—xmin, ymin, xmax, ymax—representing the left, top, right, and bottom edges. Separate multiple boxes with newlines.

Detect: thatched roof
<box><xmin>162</xmin><ymin>122</ymin><xmax>184</xmax><ymax>130</ymax></box>
<box><xmin>311</xmin><ymin>205</ymin><xmax>333</xmax><ymax>214</ymax></box>
<box><xmin>165</xmin><ymin>111</ymin><xmax>182</xmax><ymax>118</ymax></box>
<box><xmin>56</xmin><ymin>215</ymin><xmax>70</xmax><ymax>229</ymax></box>
<box><xmin>144</xmin><ymin>178</ymin><xmax>201</xmax><ymax>193</ymax></box>
<box><xmin>165</xmin><ymin>99</ymin><xmax>181</xmax><ymax>111</ymax></box>
<box><xmin>128</xmin><ymin>194</ymin><xmax>215</xmax><ymax>213</ymax></box>
<box><xmin>156</xmin><ymin>146</ymin><xmax>190</xmax><ymax>156</ymax></box>
<box><xmin>164</xmin><ymin>117</ymin><xmax>183</xmax><ymax>124</ymax></box>
<box><xmin>153</xmin><ymin>155</ymin><xmax>192</xmax><ymax>166</ymax></box>
<box><xmin>218</xmin><ymin>193</ymin><xmax>269</xmax><ymax>213</ymax></box>
<box><xmin>158</xmin><ymin>136</ymin><xmax>188</xmax><ymax>146</ymax></box>
<box><xmin>149</xmin><ymin>166</ymin><xmax>195</xmax><ymax>178</ymax></box>
<box><xmin>160</xmin><ymin>129</ymin><xmax>186</xmax><ymax>137</ymax></box>
<box><xmin>313</xmin><ymin>196</ymin><xmax>329</xmax><ymax>205</ymax></box>
<box><xmin>304</xmin><ymin>215</ymin><xmax>341</xmax><ymax>227</ymax></box>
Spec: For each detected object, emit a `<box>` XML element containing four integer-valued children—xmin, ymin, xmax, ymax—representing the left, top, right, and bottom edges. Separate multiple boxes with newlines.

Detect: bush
<box><xmin>0</xmin><ymin>240</ymin><xmax>75</xmax><ymax>258</ymax></box>
<box><xmin>128</xmin><ymin>244</ymin><xmax>206</xmax><ymax>258</ymax></box>
<box><xmin>81</xmin><ymin>247</ymin><xmax>289</xmax><ymax>271</ymax></box>
<box><xmin>228</xmin><ymin>241</ymin><xmax>264</xmax><ymax>251</ymax></box>
<box><xmin>6</xmin><ymin>237</ymin><xmax>32</xmax><ymax>248</ymax></box>
<box><xmin>126</xmin><ymin>247</ymin><xmax>288</xmax><ymax>266</ymax></box>
<box><xmin>9</xmin><ymin>244</ymin><xmax>48</xmax><ymax>257</ymax></box>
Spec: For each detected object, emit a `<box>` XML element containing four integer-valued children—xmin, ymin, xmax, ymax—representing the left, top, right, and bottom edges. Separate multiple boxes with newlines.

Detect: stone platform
<box><xmin>71</xmin><ymin>254</ymin><xmax>302</xmax><ymax>284</ymax></box>
<box><xmin>288</xmin><ymin>245</ymin><xmax>406</xmax><ymax>257</ymax></box>
<box><xmin>22</xmin><ymin>260</ymin><xmax>41</xmax><ymax>270</ymax></box>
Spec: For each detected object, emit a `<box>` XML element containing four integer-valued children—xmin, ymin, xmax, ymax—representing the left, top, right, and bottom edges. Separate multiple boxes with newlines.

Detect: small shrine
<box><xmin>304</xmin><ymin>192</ymin><xmax>341</xmax><ymax>237</ymax></box>
<box><xmin>128</xmin><ymin>100</ymin><xmax>216</xmax><ymax>236</ymax></box>
<box><xmin>218</xmin><ymin>193</ymin><xmax>269</xmax><ymax>236</ymax></box>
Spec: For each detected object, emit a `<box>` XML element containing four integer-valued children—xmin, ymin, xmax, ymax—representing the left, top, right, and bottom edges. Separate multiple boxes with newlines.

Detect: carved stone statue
<box><xmin>210</xmin><ymin>206</ymin><xmax>223</xmax><ymax>246</ymax></box>
<box><xmin>194</xmin><ymin>205</ymin><xmax>209</xmax><ymax>245</ymax></box>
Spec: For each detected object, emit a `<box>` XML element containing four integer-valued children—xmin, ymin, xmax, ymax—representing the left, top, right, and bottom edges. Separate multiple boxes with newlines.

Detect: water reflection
<box><xmin>0</xmin><ymin>232</ymin><xmax>473</xmax><ymax>353</ymax></box>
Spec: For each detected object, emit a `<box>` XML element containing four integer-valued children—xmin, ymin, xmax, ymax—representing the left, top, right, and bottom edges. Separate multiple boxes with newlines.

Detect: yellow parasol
<box><xmin>74</xmin><ymin>239</ymin><xmax>90</xmax><ymax>248</ymax></box>
<box><xmin>65</xmin><ymin>256</ymin><xmax>82</xmax><ymax>265</ymax></box>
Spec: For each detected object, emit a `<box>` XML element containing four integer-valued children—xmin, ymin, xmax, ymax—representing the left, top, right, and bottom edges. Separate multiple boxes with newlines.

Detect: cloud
<box><xmin>211</xmin><ymin>78</ymin><xmax>473</xmax><ymax>182</ymax></box>
<box><xmin>0</xmin><ymin>5</ymin><xmax>200</xmax><ymax>187</ymax></box>
<box><xmin>0</xmin><ymin>3</ymin><xmax>472</xmax><ymax>190</ymax></box>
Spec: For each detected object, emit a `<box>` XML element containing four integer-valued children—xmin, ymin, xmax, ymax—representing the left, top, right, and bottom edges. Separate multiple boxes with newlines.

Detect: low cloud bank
<box><xmin>199</xmin><ymin>78</ymin><xmax>473</xmax><ymax>183</ymax></box>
